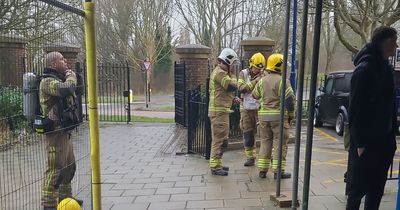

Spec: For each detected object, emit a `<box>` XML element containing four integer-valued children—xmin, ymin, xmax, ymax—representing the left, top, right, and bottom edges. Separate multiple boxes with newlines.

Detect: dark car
<box><xmin>314</xmin><ymin>71</ymin><xmax>352</xmax><ymax>136</ymax></box>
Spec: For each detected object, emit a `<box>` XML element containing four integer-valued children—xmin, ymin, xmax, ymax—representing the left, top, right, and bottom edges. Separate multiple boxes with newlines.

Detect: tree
<box><xmin>321</xmin><ymin>12</ymin><xmax>340</xmax><ymax>74</ymax></box>
<box><xmin>330</xmin><ymin>0</ymin><xmax>400</xmax><ymax>53</ymax></box>
<box><xmin>175</xmin><ymin>0</ymin><xmax>246</xmax><ymax>59</ymax></box>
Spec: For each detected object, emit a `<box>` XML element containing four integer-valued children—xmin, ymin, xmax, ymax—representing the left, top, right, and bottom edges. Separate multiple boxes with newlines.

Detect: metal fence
<box><xmin>0</xmin><ymin>68</ymin><xmax>90</xmax><ymax>209</ymax></box>
<box><xmin>301</xmin><ymin>75</ymin><xmax>325</xmax><ymax>119</ymax></box>
<box><xmin>187</xmin><ymin>79</ymin><xmax>242</xmax><ymax>159</ymax></box>
<box><xmin>1</xmin><ymin>1</ymin><xmax>91</xmax><ymax>209</ymax></box>
<box><xmin>187</xmin><ymin>89</ymin><xmax>211</xmax><ymax>159</ymax></box>
<box><xmin>174</xmin><ymin>62</ymin><xmax>186</xmax><ymax>127</ymax></box>
<box><xmin>94</xmin><ymin>61</ymin><xmax>132</xmax><ymax>123</ymax></box>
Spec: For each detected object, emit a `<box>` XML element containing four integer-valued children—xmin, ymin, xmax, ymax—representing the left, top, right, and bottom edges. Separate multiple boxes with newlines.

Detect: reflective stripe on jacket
<box><xmin>252</xmin><ymin>71</ymin><xmax>295</xmax><ymax>121</ymax></box>
<box><xmin>208</xmin><ymin>66</ymin><xmax>238</xmax><ymax>114</ymax></box>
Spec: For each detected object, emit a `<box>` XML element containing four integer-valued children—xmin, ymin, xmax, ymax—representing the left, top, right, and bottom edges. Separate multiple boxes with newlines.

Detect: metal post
<box><xmin>205</xmin><ymin>78</ymin><xmax>211</xmax><ymax>160</ymax></box>
<box><xmin>290</xmin><ymin>0</ymin><xmax>298</xmax><ymax>90</ymax></box>
<box><xmin>302</xmin><ymin>0</ymin><xmax>323</xmax><ymax>209</ymax></box>
<box><xmin>83</xmin><ymin>61</ymin><xmax>89</xmax><ymax>121</ymax></box>
<box><xmin>126</xmin><ymin>61</ymin><xmax>131</xmax><ymax>123</ymax></box>
<box><xmin>83</xmin><ymin>1</ymin><xmax>102</xmax><ymax>210</ymax></box>
<box><xmin>145</xmin><ymin>70</ymin><xmax>149</xmax><ymax>108</ymax></box>
<box><xmin>148</xmin><ymin>81</ymin><xmax>151</xmax><ymax>103</ymax></box>
<box><xmin>277</xmin><ymin>0</ymin><xmax>292</xmax><ymax>197</ymax></box>
<box><xmin>292</xmin><ymin>0</ymin><xmax>309</xmax><ymax>208</ymax></box>
<box><xmin>75</xmin><ymin>62</ymin><xmax>84</xmax><ymax>123</ymax></box>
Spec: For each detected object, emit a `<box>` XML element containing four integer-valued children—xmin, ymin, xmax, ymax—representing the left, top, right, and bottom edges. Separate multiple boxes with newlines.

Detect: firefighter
<box><xmin>252</xmin><ymin>53</ymin><xmax>295</xmax><ymax>179</ymax></box>
<box><xmin>238</xmin><ymin>52</ymin><xmax>265</xmax><ymax>166</ymax></box>
<box><xmin>208</xmin><ymin>48</ymin><xmax>240</xmax><ymax>176</ymax></box>
<box><xmin>40</xmin><ymin>52</ymin><xmax>82</xmax><ymax>210</ymax></box>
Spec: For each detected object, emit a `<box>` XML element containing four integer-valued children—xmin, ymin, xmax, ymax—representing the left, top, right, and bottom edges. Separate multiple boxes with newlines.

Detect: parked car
<box><xmin>314</xmin><ymin>71</ymin><xmax>352</xmax><ymax>136</ymax></box>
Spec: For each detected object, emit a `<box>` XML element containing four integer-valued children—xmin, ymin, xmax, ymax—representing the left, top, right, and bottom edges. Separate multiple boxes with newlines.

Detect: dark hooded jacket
<box><xmin>349</xmin><ymin>43</ymin><xmax>397</xmax><ymax>149</ymax></box>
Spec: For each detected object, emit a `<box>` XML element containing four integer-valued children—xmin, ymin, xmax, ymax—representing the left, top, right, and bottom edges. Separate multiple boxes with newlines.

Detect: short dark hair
<box><xmin>371</xmin><ymin>26</ymin><xmax>397</xmax><ymax>46</ymax></box>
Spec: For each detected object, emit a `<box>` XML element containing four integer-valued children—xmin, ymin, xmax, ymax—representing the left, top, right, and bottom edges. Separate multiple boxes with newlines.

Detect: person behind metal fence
<box><xmin>238</xmin><ymin>52</ymin><xmax>265</xmax><ymax>167</ymax></box>
<box><xmin>208</xmin><ymin>48</ymin><xmax>241</xmax><ymax>176</ymax></box>
<box><xmin>40</xmin><ymin>51</ymin><xmax>82</xmax><ymax>210</ymax></box>
<box><xmin>252</xmin><ymin>53</ymin><xmax>295</xmax><ymax>179</ymax></box>
<box><xmin>346</xmin><ymin>26</ymin><xmax>398</xmax><ymax>210</ymax></box>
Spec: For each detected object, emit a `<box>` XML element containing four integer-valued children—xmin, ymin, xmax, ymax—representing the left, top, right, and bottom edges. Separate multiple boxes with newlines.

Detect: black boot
<box><xmin>244</xmin><ymin>158</ymin><xmax>255</xmax><ymax>166</ymax></box>
<box><xmin>211</xmin><ymin>168</ymin><xmax>228</xmax><ymax>176</ymax></box>
<box><xmin>222</xmin><ymin>166</ymin><xmax>229</xmax><ymax>171</ymax></box>
<box><xmin>259</xmin><ymin>171</ymin><xmax>267</xmax><ymax>178</ymax></box>
<box><xmin>274</xmin><ymin>172</ymin><xmax>291</xmax><ymax>179</ymax></box>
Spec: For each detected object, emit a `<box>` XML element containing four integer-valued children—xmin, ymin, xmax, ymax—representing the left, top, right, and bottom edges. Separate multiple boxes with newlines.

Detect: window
<box><xmin>325</xmin><ymin>78</ymin><xmax>334</xmax><ymax>95</ymax></box>
<box><xmin>334</xmin><ymin>75</ymin><xmax>351</xmax><ymax>93</ymax></box>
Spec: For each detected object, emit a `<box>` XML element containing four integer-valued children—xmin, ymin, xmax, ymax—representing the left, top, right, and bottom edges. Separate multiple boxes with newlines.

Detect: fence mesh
<box><xmin>0</xmin><ymin>1</ymin><xmax>91</xmax><ymax>209</ymax></box>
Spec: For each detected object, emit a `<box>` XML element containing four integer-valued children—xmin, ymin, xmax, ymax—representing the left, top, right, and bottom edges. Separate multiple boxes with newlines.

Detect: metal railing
<box><xmin>187</xmin><ymin>89</ymin><xmax>211</xmax><ymax>159</ymax></box>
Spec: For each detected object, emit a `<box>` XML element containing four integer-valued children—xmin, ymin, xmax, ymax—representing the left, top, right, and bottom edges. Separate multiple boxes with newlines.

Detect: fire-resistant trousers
<box><xmin>257</xmin><ymin>120</ymin><xmax>289</xmax><ymax>172</ymax></box>
<box><xmin>42</xmin><ymin>130</ymin><xmax>76</xmax><ymax>208</ymax></box>
<box><xmin>209</xmin><ymin>112</ymin><xmax>230</xmax><ymax>169</ymax></box>
<box><xmin>240</xmin><ymin>109</ymin><xmax>258</xmax><ymax>158</ymax></box>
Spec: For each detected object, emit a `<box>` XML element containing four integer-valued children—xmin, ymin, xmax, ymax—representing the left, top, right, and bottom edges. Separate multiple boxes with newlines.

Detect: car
<box><xmin>314</xmin><ymin>71</ymin><xmax>352</xmax><ymax>136</ymax></box>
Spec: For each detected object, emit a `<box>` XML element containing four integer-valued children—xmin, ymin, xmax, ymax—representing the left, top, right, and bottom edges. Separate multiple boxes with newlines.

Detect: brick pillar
<box><xmin>44</xmin><ymin>43</ymin><xmax>81</xmax><ymax>70</ymax></box>
<box><xmin>175</xmin><ymin>44</ymin><xmax>211</xmax><ymax>90</ymax></box>
<box><xmin>240</xmin><ymin>37</ymin><xmax>275</xmax><ymax>69</ymax></box>
<box><xmin>0</xmin><ymin>35</ymin><xmax>27</xmax><ymax>86</ymax></box>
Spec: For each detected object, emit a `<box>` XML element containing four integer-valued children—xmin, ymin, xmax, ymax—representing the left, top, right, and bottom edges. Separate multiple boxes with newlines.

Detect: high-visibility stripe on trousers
<box><xmin>272</xmin><ymin>159</ymin><xmax>287</xmax><ymax>172</ymax></box>
<box><xmin>209</xmin><ymin>112</ymin><xmax>230</xmax><ymax>169</ymax></box>
<box><xmin>258</xmin><ymin>158</ymin><xmax>270</xmax><ymax>172</ymax></box>
<box><xmin>42</xmin><ymin>131</ymin><xmax>76</xmax><ymax>208</ymax></box>
<box><xmin>257</xmin><ymin>120</ymin><xmax>289</xmax><ymax>173</ymax></box>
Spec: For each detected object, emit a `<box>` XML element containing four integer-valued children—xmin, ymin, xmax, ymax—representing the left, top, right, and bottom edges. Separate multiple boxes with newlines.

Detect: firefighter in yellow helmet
<box><xmin>238</xmin><ymin>52</ymin><xmax>265</xmax><ymax>166</ymax></box>
<box><xmin>208</xmin><ymin>48</ymin><xmax>241</xmax><ymax>176</ymax></box>
<box><xmin>252</xmin><ymin>53</ymin><xmax>295</xmax><ymax>179</ymax></box>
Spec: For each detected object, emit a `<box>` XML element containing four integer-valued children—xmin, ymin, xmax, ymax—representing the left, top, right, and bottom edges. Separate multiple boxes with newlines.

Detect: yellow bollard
<box><xmin>129</xmin><ymin>89</ymin><xmax>134</xmax><ymax>103</ymax></box>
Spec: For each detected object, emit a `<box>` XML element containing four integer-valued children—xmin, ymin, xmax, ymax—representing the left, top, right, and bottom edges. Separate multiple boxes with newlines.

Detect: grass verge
<box><xmin>99</xmin><ymin>115</ymin><xmax>174</xmax><ymax>123</ymax></box>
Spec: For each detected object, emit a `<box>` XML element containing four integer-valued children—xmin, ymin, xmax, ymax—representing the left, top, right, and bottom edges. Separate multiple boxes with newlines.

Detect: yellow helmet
<box><xmin>266</xmin><ymin>53</ymin><xmax>284</xmax><ymax>73</ymax></box>
<box><xmin>57</xmin><ymin>198</ymin><xmax>81</xmax><ymax>210</ymax></box>
<box><xmin>248</xmin><ymin>52</ymin><xmax>266</xmax><ymax>69</ymax></box>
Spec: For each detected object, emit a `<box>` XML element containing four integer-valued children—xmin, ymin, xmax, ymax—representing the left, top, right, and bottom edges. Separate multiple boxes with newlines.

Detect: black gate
<box><xmin>187</xmin><ymin>86</ymin><xmax>212</xmax><ymax>159</ymax></box>
<box><xmin>92</xmin><ymin>61</ymin><xmax>131</xmax><ymax>123</ymax></box>
<box><xmin>174</xmin><ymin>62</ymin><xmax>186</xmax><ymax>126</ymax></box>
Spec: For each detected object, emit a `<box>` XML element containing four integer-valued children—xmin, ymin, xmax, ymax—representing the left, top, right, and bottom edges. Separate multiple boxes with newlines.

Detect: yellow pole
<box><xmin>83</xmin><ymin>2</ymin><xmax>102</xmax><ymax>210</ymax></box>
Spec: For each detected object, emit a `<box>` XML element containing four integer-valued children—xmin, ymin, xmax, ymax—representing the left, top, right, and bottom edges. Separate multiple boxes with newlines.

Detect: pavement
<box><xmin>99</xmin><ymin>122</ymin><xmax>399</xmax><ymax>210</ymax></box>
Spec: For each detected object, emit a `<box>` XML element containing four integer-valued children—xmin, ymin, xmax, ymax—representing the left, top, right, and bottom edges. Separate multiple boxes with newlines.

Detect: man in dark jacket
<box><xmin>347</xmin><ymin>26</ymin><xmax>398</xmax><ymax>210</ymax></box>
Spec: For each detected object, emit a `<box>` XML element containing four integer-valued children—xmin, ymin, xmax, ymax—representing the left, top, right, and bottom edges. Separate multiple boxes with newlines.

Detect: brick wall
<box><xmin>182</xmin><ymin>58</ymin><xmax>210</xmax><ymax>90</ymax></box>
<box><xmin>0</xmin><ymin>36</ymin><xmax>27</xmax><ymax>87</ymax></box>
<box><xmin>175</xmin><ymin>44</ymin><xmax>211</xmax><ymax>91</ymax></box>
<box><xmin>241</xmin><ymin>37</ymin><xmax>275</xmax><ymax>69</ymax></box>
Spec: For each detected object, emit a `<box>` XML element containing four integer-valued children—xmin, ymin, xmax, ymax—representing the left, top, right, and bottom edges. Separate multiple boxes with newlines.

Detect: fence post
<box><xmin>83</xmin><ymin>2</ymin><xmax>102</xmax><ymax>209</ymax></box>
<box><xmin>83</xmin><ymin>60</ymin><xmax>89</xmax><ymax>121</ymax></box>
<box><xmin>126</xmin><ymin>60</ymin><xmax>131</xmax><ymax>124</ymax></box>
<box><xmin>187</xmin><ymin>90</ymin><xmax>193</xmax><ymax>153</ymax></box>
<box><xmin>205</xmin><ymin>78</ymin><xmax>211</xmax><ymax>160</ymax></box>
<box><xmin>75</xmin><ymin>62</ymin><xmax>84</xmax><ymax>123</ymax></box>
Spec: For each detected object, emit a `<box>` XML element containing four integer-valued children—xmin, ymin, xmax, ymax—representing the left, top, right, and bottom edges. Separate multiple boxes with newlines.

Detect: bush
<box><xmin>0</xmin><ymin>87</ymin><xmax>26</xmax><ymax>132</ymax></box>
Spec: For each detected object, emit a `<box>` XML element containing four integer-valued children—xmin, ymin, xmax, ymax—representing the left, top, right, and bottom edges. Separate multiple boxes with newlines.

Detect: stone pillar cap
<box><xmin>240</xmin><ymin>37</ymin><xmax>275</xmax><ymax>46</ymax></box>
<box><xmin>44</xmin><ymin>43</ymin><xmax>81</xmax><ymax>53</ymax></box>
<box><xmin>0</xmin><ymin>34</ymin><xmax>27</xmax><ymax>44</ymax></box>
<box><xmin>175</xmin><ymin>44</ymin><xmax>211</xmax><ymax>54</ymax></box>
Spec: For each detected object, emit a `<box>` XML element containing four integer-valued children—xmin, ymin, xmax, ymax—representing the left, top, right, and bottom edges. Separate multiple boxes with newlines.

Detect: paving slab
<box><xmin>100</xmin><ymin>123</ymin><xmax>398</xmax><ymax>210</ymax></box>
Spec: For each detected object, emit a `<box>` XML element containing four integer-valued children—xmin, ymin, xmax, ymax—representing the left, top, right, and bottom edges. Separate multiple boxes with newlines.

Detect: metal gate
<box><xmin>187</xmin><ymin>86</ymin><xmax>212</xmax><ymax>159</ymax></box>
<box><xmin>88</xmin><ymin>61</ymin><xmax>131</xmax><ymax>123</ymax></box>
<box><xmin>174</xmin><ymin>62</ymin><xmax>186</xmax><ymax>126</ymax></box>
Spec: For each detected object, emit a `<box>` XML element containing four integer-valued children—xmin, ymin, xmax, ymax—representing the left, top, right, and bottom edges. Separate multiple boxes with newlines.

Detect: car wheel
<box><xmin>314</xmin><ymin>108</ymin><xmax>323</xmax><ymax>127</ymax></box>
<box><xmin>336</xmin><ymin>112</ymin><xmax>344</xmax><ymax>136</ymax></box>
